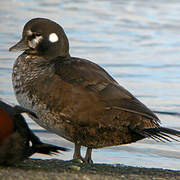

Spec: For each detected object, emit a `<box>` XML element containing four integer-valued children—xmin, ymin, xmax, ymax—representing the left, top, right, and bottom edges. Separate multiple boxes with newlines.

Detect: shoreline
<box><xmin>0</xmin><ymin>159</ymin><xmax>180</xmax><ymax>180</ymax></box>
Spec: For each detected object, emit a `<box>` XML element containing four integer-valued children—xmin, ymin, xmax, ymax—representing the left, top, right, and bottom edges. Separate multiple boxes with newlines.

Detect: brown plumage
<box><xmin>0</xmin><ymin>99</ymin><xmax>68</xmax><ymax>166</ymax></box>
<box><xmin>9</xmin><ymin>18</ymin><xmax>180</xmax><ymax>163</ymax></box>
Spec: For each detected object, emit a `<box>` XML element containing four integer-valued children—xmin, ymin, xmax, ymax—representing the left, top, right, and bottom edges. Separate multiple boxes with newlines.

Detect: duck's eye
<box><xmin>28</xmin><ymin>33</ymin><xmax>42</xmax><ymax>41</ymax></box>
<box><xmin>27</xmin><ymin>33</ymin><xmax>41</xmax><ymax>40</ymax></box>
<box><xmin>35</xmin><ymin>32</ymin><xmax>41</xmax><ymax>36</ymax></box>
<box><xmin>28</xmin><ymin>34</ymin><xmax>36</xmax><ymax>41</ymax></box>
<box><xmin>27</xmin><ymin>33</ymin><xmax>43</xmax><ymax>49</ymax></box>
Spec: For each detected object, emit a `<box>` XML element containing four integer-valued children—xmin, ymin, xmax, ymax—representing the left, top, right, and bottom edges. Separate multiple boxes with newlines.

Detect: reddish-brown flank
<box><xmin>0</xmin><ymin>108</ymin><xmax>14</xmax><ymax>142</ymax></box>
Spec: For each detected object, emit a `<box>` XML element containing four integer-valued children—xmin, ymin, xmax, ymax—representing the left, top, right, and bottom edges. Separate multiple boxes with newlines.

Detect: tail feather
<box><xmin>33</xmin><ymin>143</ymin><xmax>69</xmax><ymax>155</ymax></box>
<box><xmin>135</xmin><ymin>127</ymin><xmax>180</xmax><ymax>142</ymax></box>
<box><xmin>158</xmin><ymin>132</ymin><xmax>178</xmax><ymax>142</ymax></box>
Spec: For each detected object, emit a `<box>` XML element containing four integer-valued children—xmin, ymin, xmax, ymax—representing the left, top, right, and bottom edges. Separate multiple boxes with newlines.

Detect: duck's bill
<box><xmin>9</xmin><ymin>39</ymin><xmax>29</xmax><ymax>52</ymax></box>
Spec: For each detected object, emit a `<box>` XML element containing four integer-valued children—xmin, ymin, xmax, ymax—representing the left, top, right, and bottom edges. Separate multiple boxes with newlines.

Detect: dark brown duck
<box><xmin>9</xmin><ymin>18</ymin><xmax>180</xmax><ymax>163</ymax></box>
<box><xmin>0</xmin><ymin>99</ymin><xmax>68</xmax><ymax>166</ymax></box>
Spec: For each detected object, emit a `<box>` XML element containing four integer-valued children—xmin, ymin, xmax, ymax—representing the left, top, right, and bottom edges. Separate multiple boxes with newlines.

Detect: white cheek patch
<box><xmin>49</xmin><ymin>33</ymin><xmax>59</xmax><ymax>43</ymax></box>
<box><xmin>29</xmin><ymin>36</ymin><xmax>43</xmax><ymax>49</ymax></box>
<box><xmin>27</xmin><ymin>30</ymin><xmax>33</xmax><ymax>36</ymax></box>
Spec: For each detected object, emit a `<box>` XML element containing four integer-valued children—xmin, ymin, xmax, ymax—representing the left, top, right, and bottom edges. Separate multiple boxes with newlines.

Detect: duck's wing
<box><xmin>52</xmin><ymin>57</ymin><xmax>159</xmax><ymax>125</ymax></box>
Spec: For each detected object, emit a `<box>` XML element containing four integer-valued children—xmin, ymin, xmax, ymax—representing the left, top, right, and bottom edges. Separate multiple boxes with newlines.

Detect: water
<box><xmin>1</xmin><ymin>0</ymin><xmax>180</xmax><ymax>170</ymax></box>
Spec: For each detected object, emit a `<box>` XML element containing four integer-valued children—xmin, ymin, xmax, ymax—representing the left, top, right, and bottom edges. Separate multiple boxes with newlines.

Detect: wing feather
<box><xmin>53</xmin><ymin>56</ymin><xmax>159</xmax><ymax>125</ymax></box>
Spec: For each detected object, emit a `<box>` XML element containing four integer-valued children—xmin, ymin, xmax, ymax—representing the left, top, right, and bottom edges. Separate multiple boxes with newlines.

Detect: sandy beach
<box><xmin>0</xmin><ymin>159</ymin><xmax>180</xmax><ymax>180</ymax></box>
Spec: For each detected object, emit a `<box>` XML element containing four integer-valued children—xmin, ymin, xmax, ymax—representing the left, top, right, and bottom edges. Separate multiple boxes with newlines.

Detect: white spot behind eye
<box><xmin>49</xmin><ymin>33</ymin><xmax>59</xmax><ymax>43</ymax></box>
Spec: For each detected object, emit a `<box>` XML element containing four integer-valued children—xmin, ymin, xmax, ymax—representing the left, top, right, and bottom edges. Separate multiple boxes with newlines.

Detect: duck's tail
<box><xmin>135</xmin><ymin>127</ymin><xmax>180</xmax><ymax>142</ymax></box>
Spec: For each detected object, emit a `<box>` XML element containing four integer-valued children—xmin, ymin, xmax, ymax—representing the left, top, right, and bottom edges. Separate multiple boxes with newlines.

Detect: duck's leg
<box><xmin>73</xmin><ymin>144</ymin><xmax>93</xmax><ymax>164</ymax></box>
<box><xmin>73</xmin><ymin>143</ymin><xmax>83</xmax><ymax>160</ymax></box>
<box><xmin>84</xmin><ymin>147</ymin><xmax>93</xmax><ymax>164</ymax></box>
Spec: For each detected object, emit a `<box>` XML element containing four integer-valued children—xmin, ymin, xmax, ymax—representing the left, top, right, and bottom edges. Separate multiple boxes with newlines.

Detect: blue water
<box><xmin>1</xmin><ymin>0</ymin><xmax>180</xmax><ymax>170</ymax></box>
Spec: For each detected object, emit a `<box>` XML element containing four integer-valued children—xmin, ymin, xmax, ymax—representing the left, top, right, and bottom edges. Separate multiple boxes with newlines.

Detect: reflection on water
<box><xmin>1</xmin><ymin>0</ymin><xmax>180</xmax><ymax>170</ymax></box>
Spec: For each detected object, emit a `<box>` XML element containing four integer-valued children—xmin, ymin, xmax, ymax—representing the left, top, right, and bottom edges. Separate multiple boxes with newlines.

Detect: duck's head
<box><xmin>9</xmin><ymin>18</ymin><xmax>70</xmax><ymax>58</ymax></box>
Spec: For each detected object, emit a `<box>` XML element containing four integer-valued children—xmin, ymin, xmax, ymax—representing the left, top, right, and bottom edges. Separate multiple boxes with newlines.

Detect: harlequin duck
<box><xmin>9</xmin><ymin>18</ymin><xmax>180</xmax><ymax>163</ymax></box>
<box><xmin>0</xmin><ymin>99</ymin><xmax>68</xmax><ymax>166</ymax></box>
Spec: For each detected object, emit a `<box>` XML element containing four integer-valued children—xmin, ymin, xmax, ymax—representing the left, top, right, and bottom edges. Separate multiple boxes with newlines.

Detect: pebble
<box><xmin>68</xmin><ymin>165</ymin><xmax>81</xmax><ymax>171</ymax></box>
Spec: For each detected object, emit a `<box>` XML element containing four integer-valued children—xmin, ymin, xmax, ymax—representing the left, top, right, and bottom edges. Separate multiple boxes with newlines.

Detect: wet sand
<box><xmin>0</xmin><ymin>159</ymin><xmax>180</xmax><ymax>180</ymax></box>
